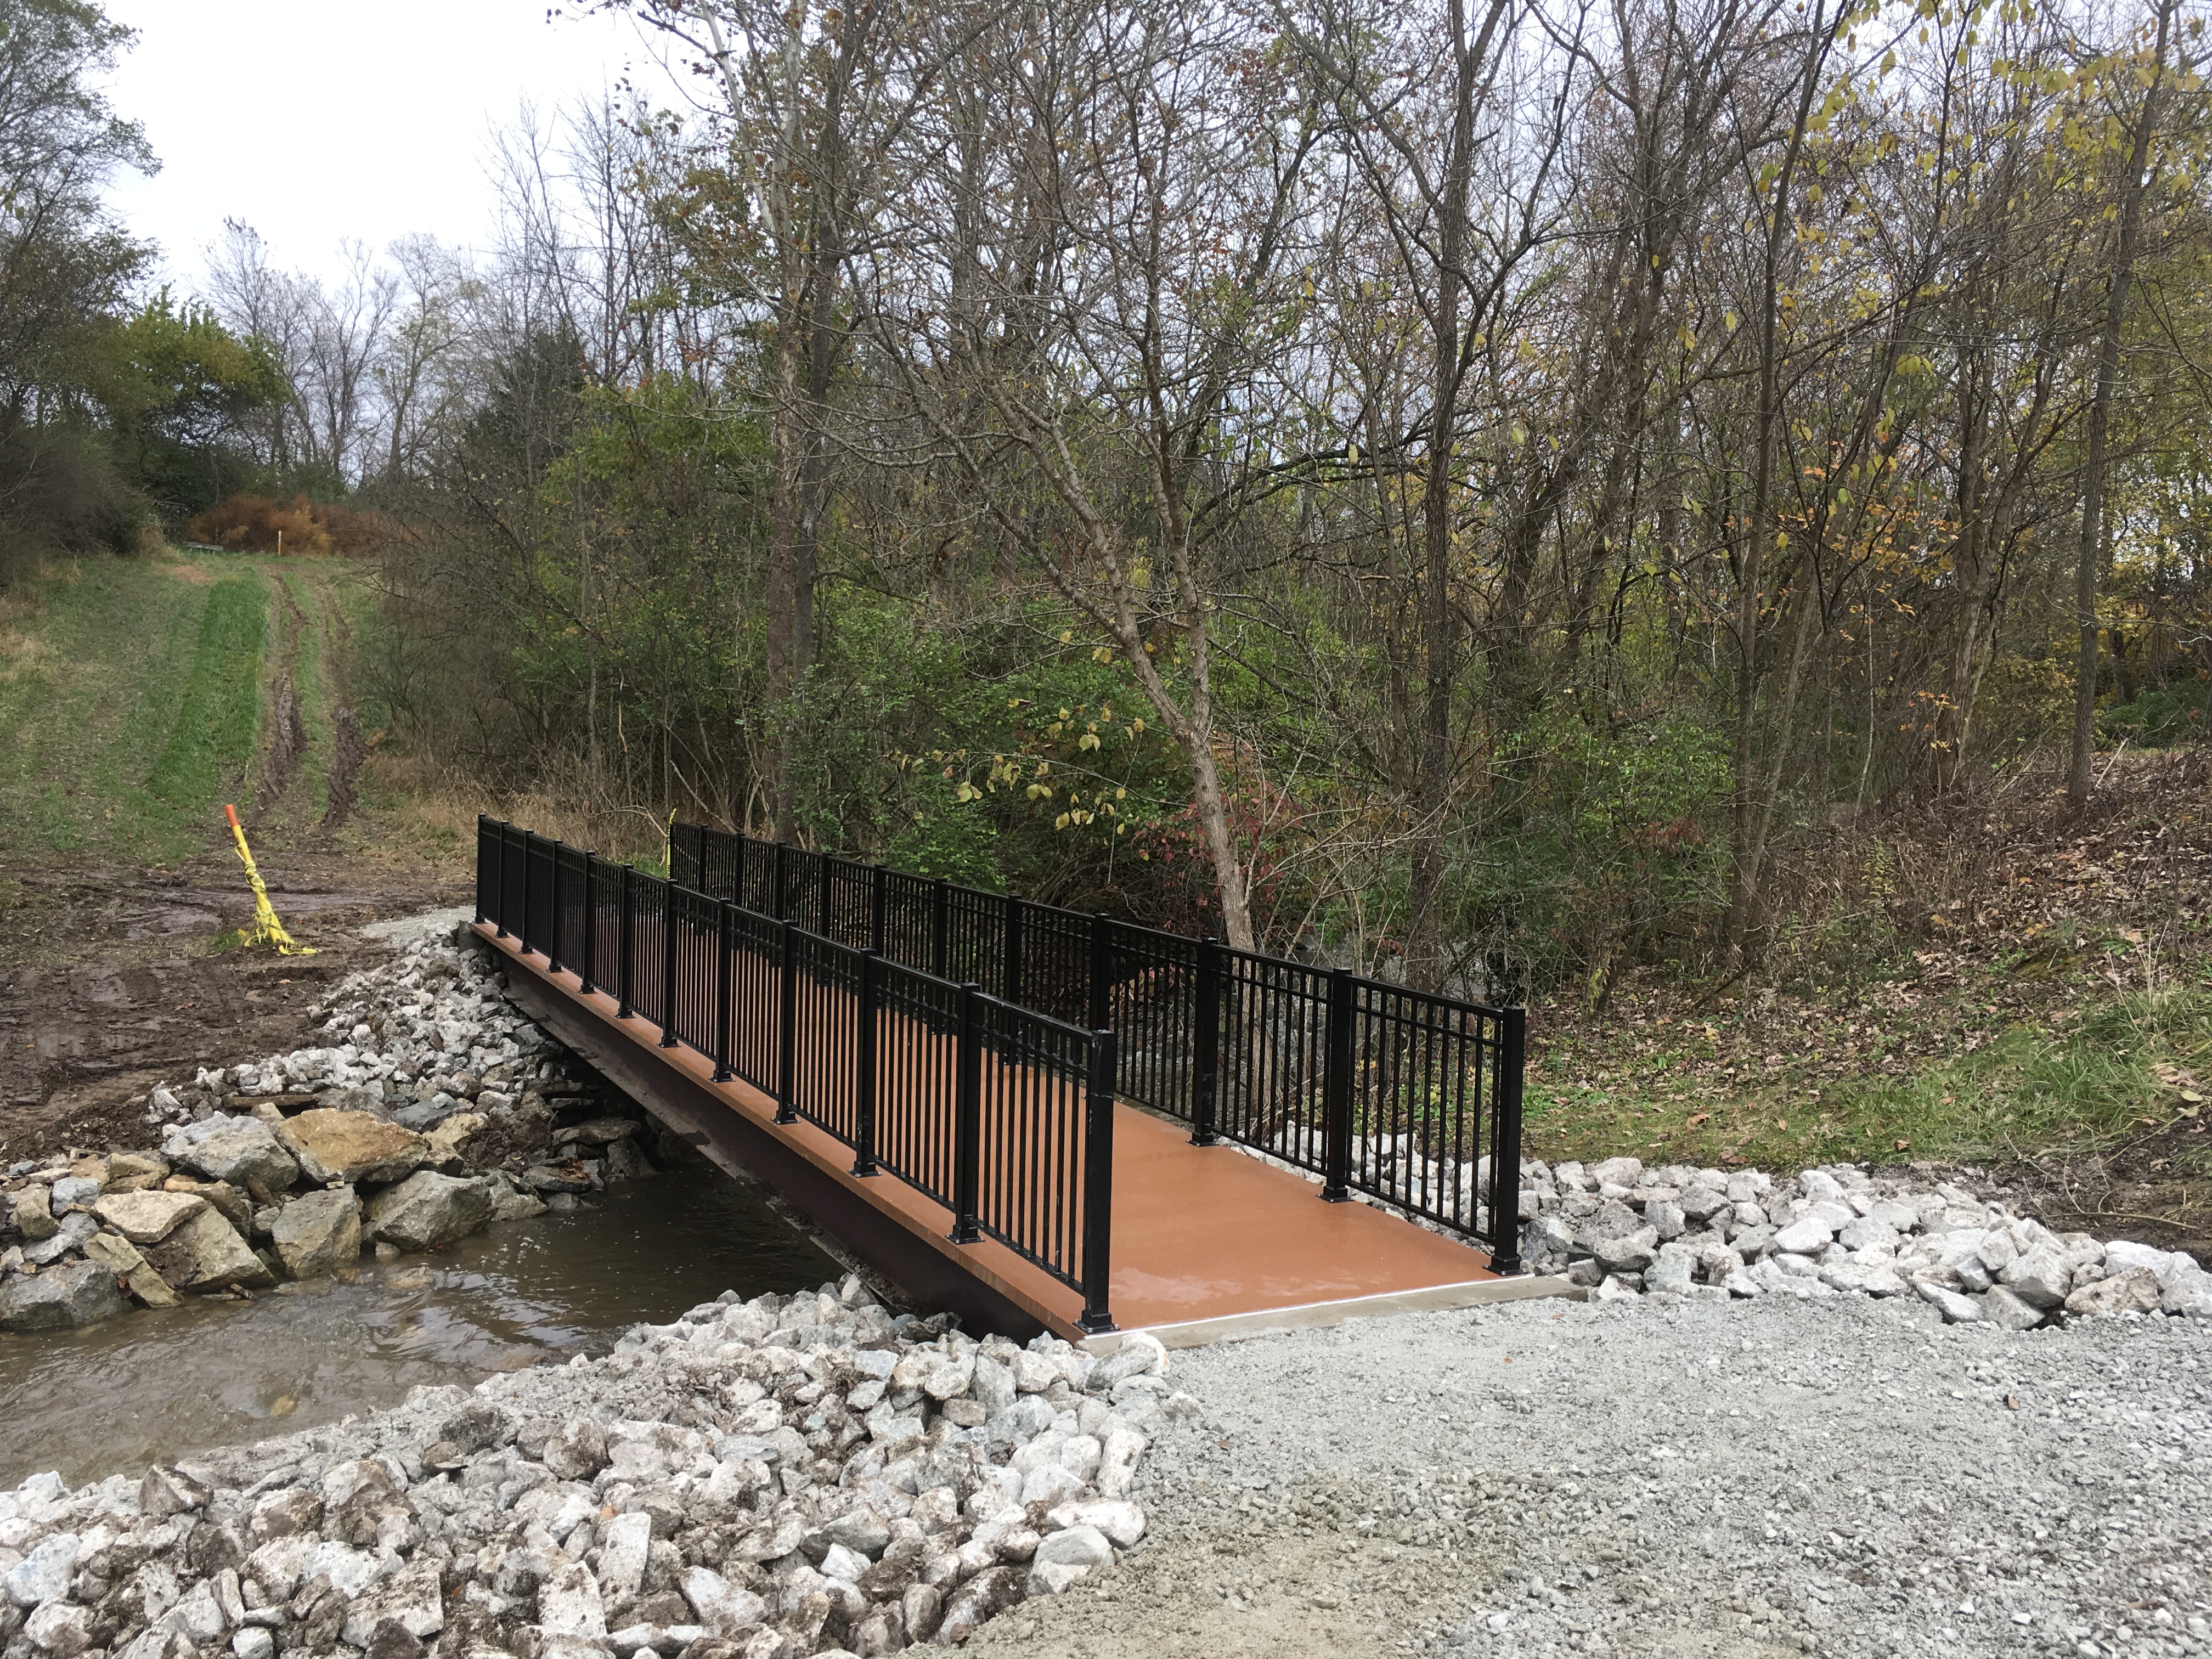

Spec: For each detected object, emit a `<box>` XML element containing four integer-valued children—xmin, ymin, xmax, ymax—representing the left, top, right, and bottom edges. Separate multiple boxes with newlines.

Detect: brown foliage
<box><xmin>182</xmin><ymin>494</ymin><xmax>387</xmax><ymax>556</ymax></box>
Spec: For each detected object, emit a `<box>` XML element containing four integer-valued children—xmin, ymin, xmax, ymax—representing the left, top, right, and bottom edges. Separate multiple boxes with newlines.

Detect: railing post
<box><xmin>475</xmin><ymin>816</ymin><xmax>490</xmax><ymax>926</ymax></box>
<box><xmin>1321</xmin><ymin>967</ymin><xmax>1355</xmax><ymax>1202</ymax></box>
<box><xmin>1003</xmin><ymin>893</ymin><xmax>1025</xmax><ymax>1005</ymax></box>
<box><xmin>851</xmin><ymin>950</ymin><xmax>881</xmax><ymax>1176</ymax></box>
<box><xmin>519</xmin><ymin>830</ymin><xmax>535</xmax><ymax>957</ymax></box>
<box><xmin>930</xmin><ymin>878</ymin><xmax>950</xmax><ymax>977</ymax></box>
<box><xmin>578</xmin><ymin>853</ymin><xmax>597</xmax><ymax>995</ymax></box>
<box><xmin>659</xmin><ymin>881</ymin><xmax>681</xmax><ymax>1048</ymax></box>
<box><xmin>617</xmin><ymin>864</ymin><xmax>635</xmax><ymax>1018</ymax></box>
<box><xmin>1086</xmin><ymin>912</ymin><xmax>1114</xmax><ymax>1033</ymax></box>
<box><xmin>548</xmin><ymin>840</ymin><xmax>565</xmax><ymax>973</ymax></box>
<box><xmin>776</xmin><ymin>918</ymin><xmax>800</xmax><ymax>1124</ymax></box>
<box><xmin>774</xmin><ymin>841</ymin><xmax>789</xmax><ymax>921</ymax></box>
<box><xmin>732</xmin><ymin>832</ymin><xmax>747</xmax><ymax>910</ymax></box>
<box><xmin>1191</xmin><ymin>936</ymin><xmax>1221</xmax><ymax>1146</ymax></box>
<box><xmin>1078</xmin><ymin>1029</ymin><xmax>1118</xmax><ymax>1333</ymax></box>
<box><xmin>712</xmin><ymin>900</ymin><xmax>736</xmax><ymax>1082</ymax></box>
<box><xmin>488</xmin><ymin>819</ymin><xmax>506</xmax><ymax>936</ymax></box>
<box><xmin>870</xmin><ymin>864</ymin><xmax>888</xmax><ymax>956</ymax></box>
<box><xmin>1485</xmin><ymin>1006</ymin><xmax>1528</xmax><ymax>1275</ymax></box>
<box><xmin>950</xmin><ymin>983</ymin><xmax>983</xmax><ymax>1243</ymax></box>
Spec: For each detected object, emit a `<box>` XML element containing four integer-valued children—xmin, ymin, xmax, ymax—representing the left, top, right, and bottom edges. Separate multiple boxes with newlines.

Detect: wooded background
<box><xmin>9</xmin><ymin>0</ymin><xmax>2210</xmax><ymax>1003</ymax></box>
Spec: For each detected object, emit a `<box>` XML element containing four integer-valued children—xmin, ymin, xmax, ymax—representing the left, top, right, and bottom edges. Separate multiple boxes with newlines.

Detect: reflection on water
<box><xmin>0</xmin><ymin>1164</ymin><xmax>842</xmax><ymax>1487</ymax></box>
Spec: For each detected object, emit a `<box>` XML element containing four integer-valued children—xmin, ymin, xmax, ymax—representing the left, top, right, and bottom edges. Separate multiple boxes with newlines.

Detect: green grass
<box><xmin>1526</xmin><ymin>978</ymin><xmax>2212</xmax><ymax>1173</ymax></box>
<box><xmin>0</xmin><ymin>554</ymin><xmax>268</xmax><ymax>862</ymax></box>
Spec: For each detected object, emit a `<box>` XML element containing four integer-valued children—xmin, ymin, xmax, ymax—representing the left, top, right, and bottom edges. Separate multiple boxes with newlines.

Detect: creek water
<box><xmin>0</xmin><ymin>1164</ymin><xmax>843</xmax><ymax>1489</ymax></box>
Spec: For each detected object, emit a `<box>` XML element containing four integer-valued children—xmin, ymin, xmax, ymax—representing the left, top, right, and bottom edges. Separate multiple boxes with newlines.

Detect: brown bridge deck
<box><xmin>478</xmin><ymin>924</ymin><xmax>1566</xmax><ymax>1347</ymax></box>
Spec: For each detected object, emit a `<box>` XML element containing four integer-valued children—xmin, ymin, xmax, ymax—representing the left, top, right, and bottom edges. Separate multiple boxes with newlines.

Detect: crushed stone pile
<box><xmin>0</xmin><ymin>1279</ymin><xmax>1184</xmax><ymax>1658</ymax></box>
<box><xmin>1516</xmin><ymin>1154</ymin><xmax>2212</xmax><ymax>1327</ymax></box>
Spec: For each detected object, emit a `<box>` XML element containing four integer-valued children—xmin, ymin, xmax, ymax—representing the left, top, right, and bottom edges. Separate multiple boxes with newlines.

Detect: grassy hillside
<box><xmin>0</xmin><ymin>554</ymin><xmax>268</xmax><ymax>864</ymax></box>
<box><xmin>0</xmin><ymin>549</ymin><xmax>390</xmax><ymax>868</ymax></box>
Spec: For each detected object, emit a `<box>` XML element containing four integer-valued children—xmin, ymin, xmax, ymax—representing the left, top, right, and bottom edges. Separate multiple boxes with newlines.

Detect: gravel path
<box><xmin>968</xmin><ymin>1296</ymin><xmax>2212</xmax><ymax>1659</ymax></box>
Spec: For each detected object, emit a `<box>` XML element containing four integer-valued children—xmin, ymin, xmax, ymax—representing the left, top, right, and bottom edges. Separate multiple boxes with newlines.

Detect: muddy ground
<box><xmin>0</xmin><ymin>850</ymin><xmax>465</xmax><ymax>1165</ymax></box>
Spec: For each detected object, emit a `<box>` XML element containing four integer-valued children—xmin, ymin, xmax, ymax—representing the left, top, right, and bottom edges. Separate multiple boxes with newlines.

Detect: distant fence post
<box><xmin>1321</xmin><ymin>967</ymin><xmax>1354</xmax><ymax>1201</ymax></box>
<box><xmin>579</xmin><ymin>853</ymin><xmax>597</xmax><ymax>994</ymax></box>
<box><xmin>852</xmin><ymin>950</ymin><xmax>881</xmax><ymax>1176</ymax></box>
<box><xmin>951</xmin><ymin>983</ymin><xmax>983</xmax><ymax>1243</ymax></box>
<box><xmin>712</xmin><ymin>900</ymin><xmax>736</xmax><ymax>1083</ymax></box>
<box><xmin>617</xmin><ymin>864</ymin><xmax>635</xmax><ymax>1018</ymax></box>
<box><xmin>1192</xmin><ymin>936</ymin><xmax>1221</xmax><ymax>1146</ymax></box>
<box><xmin>1003</xmin><ymin>894</ymin><xmax>1025</xmax><ymax>1005</ymax></box>
<box><xmin>1486</xmin><ymin>1006</ymin><xmax>1527</xmax><ymax>1274</ymax></box>
<box><xmin>776</xmin><ymin>918</ymin><xmax>800</xmax><ymax>1124</ymax></box>
<box><xmin>659</xmin><ymin>883</ymin><xmax>680</xmax><ymax>1048</ymax></box>
<box><xmin>1079</xmin><ymin>1029</ymin><xmax>1118</xmax><ymax>1334</ymax></box>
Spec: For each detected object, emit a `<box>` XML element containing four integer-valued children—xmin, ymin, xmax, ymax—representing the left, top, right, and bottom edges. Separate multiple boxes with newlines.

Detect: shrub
<box><xmin>182</xmin><ymin>493</ymin><xmax>386</xmax><ymax>556</ymax></box>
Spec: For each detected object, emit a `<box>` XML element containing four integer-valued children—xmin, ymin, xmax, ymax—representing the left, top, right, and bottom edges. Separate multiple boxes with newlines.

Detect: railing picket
<box><xmin>579</xmin><ymin>853</ymin><xmax>597</xmax><ymax>994</ymax></box>
<box><xmin>1086</xmin><ymin>912</ymin><xmax>1112</xmax><ymax>1033</ymax></box>
<box><xmin>1321</xmin><ymin>967</ymin><xmax>1353</xmax><ymax>1202</ymax></box>
<box><xmin>1003</xmin><ymin>893</ymin><xmax>1025</xmax><ymax>1005</ymax></box>
<box><xmin>548</xmin><ymin>840</ymin><xmax>565</xmax><ymax>972</ymax></box>
<box><xmin>617</xmin><ymin>864</ymin><xmax>635</xmax><ymax>1019</ymax></box>
<box><xmin>951</xmin><ymin>983</ymin><xmax>982</xmax><ymax>1243</ymax></box>
<box><xmin>852</xmin><ymin>950</ymin><xmax>881</xmax><ymax>1176</ymax></box>
<box><xmin>659</xmin><ymin>881</ymin><xmax>680</xmax><ymax>1047</ymax></box>
<box><xmin>776</xmin><ymin>918</ymin><xmax>799</xmax><ymax>1124</ymax></box>
<box><xmin>1079</xmin><ymin>1029</ymin><xmax>1117</xmax><ymax>1333</ymax></box>
<box><xmin>1192</xmin><ymin>936</ymin><xmax>1221</xmax><ymax>1146</ymax></box>
<box><xmin>713</xmin><ymin>899</ymin><xmax>735</xmax><ymax>1082</ymax></box>
<box><xmin>518</xmin><ymin>828</ymin><xmax>535</xmax><ymax>956</ymax></box>
<box><xmin>1487</xmin><ymin>1006</ymin><xmax>1527</xmax><ymax>1274</ymax></box>
<box><xmin>930</xmin><ymin>878</ymin><xmax>950</xmax><ymax>977</ymax></box>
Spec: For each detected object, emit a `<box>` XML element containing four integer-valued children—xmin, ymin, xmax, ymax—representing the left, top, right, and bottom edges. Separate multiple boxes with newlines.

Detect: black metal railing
<box><xmin>477</xmin><ymin>817</ymin><xmax>1120</xmax><ymax>1327</ymax></box>
<box><xmin>663</xmin><ymin>819</ymin><xmax>1525</xmax><ymax>1270</ymax></box>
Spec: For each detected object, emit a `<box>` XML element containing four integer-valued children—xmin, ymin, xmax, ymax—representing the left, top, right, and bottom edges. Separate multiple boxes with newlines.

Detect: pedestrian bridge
<box><xmin>474</xmin><ymin>819</ymin><xmax>1565</xmax><ymax>1348</ymax></box>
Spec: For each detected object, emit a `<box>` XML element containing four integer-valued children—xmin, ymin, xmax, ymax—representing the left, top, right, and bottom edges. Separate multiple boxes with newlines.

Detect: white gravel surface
<box><xmin>970</xmin><ymin>1295</ymin><xmax>2212</xmax><ymax>1659</ymax></box>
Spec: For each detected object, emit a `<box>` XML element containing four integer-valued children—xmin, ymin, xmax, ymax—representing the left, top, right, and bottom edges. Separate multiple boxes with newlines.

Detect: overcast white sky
<box><xmin>100</xmin><ymin>1</ymin><xmax>686</xmax><ymax>292</ymax></box>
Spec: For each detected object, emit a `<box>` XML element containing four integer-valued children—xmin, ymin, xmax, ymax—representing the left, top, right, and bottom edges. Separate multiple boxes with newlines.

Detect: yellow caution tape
<box><xmin>224</xmin><ymin>803</ymin><xmax>315</xmax><ymax>955</ymax></box>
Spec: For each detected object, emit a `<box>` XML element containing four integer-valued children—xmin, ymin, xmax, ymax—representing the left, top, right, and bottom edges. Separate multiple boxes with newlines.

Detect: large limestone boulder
<box><xmin>93</xmin><ymin>1189</ymin><xmax>210</xmax><ymax>1244</ymax></box>
<box><xmin>422</xmin><ymin>1113</ymin><xmax>486</xmax><ymax>1171</ymax></box>
<box><xmin>365</xmin><ymin>1172</ymin><xmax>493</xmax><ymax>1252</ymax></box>
<box><xmin>162</xmin><ymin>1116</ymin><xmax>301</xmax><ymax>1194</ymax></box>
<box><xmin>142</xmin><ymin>1208</ymin><xmax>275</xmax><ymax>1291</ymax></box>
<box><xmin>82</xmin><ymin>1231</ymin><xmax>179</xmax><ymax>1307</ymax></box>
<box><xmin>278</xmin><ymin>1110</ymin><xmax>427</xmax><ymax>1186</ymax></box>
<box><xmin>103</xmin><ymin>1152</ymin><xmax>171</xmax><ymax>1193</ymax></box>
<box><xmin>11</xmin><ymin>1184</ymin><xmax>59</xmax><ymax>1242</ymax></box>
<box><xmin>271</xmin><ymin>1188</ymin><xmax>362</xmax><ymax>1280</ymax></box>
<box><xmin>0</xmin><ymin>1259</ymin><xmax>131</xmax><ymax>1330</ymax></box>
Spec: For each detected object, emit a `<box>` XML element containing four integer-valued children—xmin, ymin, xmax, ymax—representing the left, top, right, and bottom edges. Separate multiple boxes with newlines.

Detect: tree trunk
<box><xmin>2068</xmin><ymin>0</ymin><xmax>2171</xmax><ymax>808</ymax></box>
<box><xmin>1403</xmin><ymin>0</ymin><xmax>1480</xmax><ymax>994</ymax></box>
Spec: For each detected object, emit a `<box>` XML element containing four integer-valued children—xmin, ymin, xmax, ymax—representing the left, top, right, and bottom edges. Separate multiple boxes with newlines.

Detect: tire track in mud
<box><xmin>317</xmin><ymin>574</ymin><xmax>365</xmax><ymax>832</ymax></box>
<box><xmin>252</xmin><ymin>574</ymin><xmax>308</xmax><ymax>812</ymax></box>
